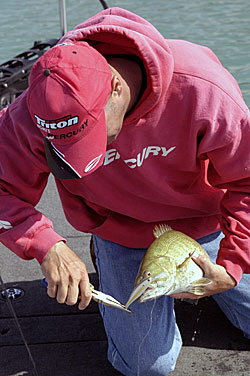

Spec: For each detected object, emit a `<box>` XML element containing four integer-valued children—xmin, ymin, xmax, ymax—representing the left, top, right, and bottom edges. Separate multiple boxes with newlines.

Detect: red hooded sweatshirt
<box><xmin>0</xmin><ymin>7</ymin><xmax>250</xmax><ymax>284</ymax></box>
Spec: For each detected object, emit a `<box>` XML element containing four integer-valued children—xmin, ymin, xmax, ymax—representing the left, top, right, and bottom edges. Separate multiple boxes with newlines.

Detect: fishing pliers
<box><xmin>42</xmin><ymin>278</ymin><xmax>131</xmax><ymax>313</ymax></box>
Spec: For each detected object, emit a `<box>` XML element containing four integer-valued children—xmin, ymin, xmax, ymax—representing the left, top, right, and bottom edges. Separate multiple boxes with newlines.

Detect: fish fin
<box><xmin>187</xmin><ymin>286</ymin><xmax>205</xmax><ymax>295</ymax></box>
<box><xmin>185</xmin><ymin>278</ymin><xmax>212</xmax><ymax>295</ymax></box>
<box><xmin>153</xmin><ymin>224</ymin><xmax>172</xmax><ymax>238</ymax></box>
<box><xmin>190</xmin><ymin>278</ymin><xmax>212</xmax><ymax>286</ymax></box>
<box><xmin>177</xmin><ymin>252</ymin><xmax>194</xmax><ymax>269</ymax></box>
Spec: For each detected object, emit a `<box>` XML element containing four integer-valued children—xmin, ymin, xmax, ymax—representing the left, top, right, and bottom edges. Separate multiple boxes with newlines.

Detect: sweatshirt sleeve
<box><xmin>0</xmin><ymin>93</ymin><xmax>65</xmax><ymax>264</ymax></box>
<box><xmin>197</xmin><ymin>97</ymin><xmax>250</xmax><ymax>284</ymax></box>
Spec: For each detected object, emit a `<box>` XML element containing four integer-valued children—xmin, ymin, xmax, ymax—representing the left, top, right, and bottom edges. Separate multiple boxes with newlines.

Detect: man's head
<box><xmin>27</xmin><ymin>41</ymin><xmax>112</xmax><ymax>179</ymax></box>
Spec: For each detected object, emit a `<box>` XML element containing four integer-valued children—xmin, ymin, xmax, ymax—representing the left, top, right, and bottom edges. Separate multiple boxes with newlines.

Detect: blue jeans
<box><xmin>93</xmin><ymin>232</ymin><xmax>250</xmax><ymax>376</ymax></box>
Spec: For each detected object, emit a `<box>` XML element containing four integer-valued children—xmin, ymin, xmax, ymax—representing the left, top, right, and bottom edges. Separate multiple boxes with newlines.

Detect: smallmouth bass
<box><xmin>126</xmin><ymin>225</ymin><xmax>212</xmax><ymax>307</ymax></box>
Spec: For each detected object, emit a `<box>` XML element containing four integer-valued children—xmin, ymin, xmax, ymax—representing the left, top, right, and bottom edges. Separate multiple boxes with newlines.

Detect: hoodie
<box><xmin>0</xmin><ymin>7</ymin><xmax>250</xmax><ymax>284</ymax></box>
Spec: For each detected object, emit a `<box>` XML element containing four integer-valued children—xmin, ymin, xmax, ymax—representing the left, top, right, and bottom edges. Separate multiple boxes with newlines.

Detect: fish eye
<box><xmin>143</xmin><ymin>271</ymin><xmax>151</xmax><ymax>278</ymax></box>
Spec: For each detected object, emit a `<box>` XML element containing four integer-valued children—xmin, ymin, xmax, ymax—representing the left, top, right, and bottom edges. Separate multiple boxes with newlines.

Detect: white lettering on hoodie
<box><xmin>103</xmin><ymin>145</ymin><xmax>176</xmax><ymax>169</ymax></box>
<box><xmin>0</xmin><ymin>220</ymin><xmax>13</xmax><ymax>230</ymax></box>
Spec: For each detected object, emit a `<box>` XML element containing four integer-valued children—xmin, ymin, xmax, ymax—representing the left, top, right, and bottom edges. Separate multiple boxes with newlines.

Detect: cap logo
<box><xmin>84</xmin><ymin>154</ymin><xmax>103</xmax><ymax>173</ymax></box>
<box><xmin>46</xmin><ymin>120</ymin><xmax>88</xmax><ymax>141</ymax></box>
<box><xmin>34</xmin><ymin>114</ymin><xmax>79</xmax><ymax>130</ymax></box>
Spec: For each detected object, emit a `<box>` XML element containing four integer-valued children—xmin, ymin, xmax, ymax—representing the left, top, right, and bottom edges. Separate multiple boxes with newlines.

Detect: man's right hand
<box><xmin>41</xmin><ymin>241</ymin><xmax>92</xmax><ymax>310</ymax></box>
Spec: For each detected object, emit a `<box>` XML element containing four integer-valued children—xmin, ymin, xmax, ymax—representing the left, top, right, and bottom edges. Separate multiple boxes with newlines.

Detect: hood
<box><xmin>59</xmin><ymin>7</ymin><xmax>174</xmax><ymax>122</ymax></box>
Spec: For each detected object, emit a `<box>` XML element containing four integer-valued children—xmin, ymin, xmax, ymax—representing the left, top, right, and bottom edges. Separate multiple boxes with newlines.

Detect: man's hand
<box><xmin>170</xmin><ymin>253</ymin><xmax>236</xmax><ymax>300</ymax></box>
<box><xmin>41</xmin><ymin>241</ymin><xmax>92</xmax><ymax>310</ymax></box>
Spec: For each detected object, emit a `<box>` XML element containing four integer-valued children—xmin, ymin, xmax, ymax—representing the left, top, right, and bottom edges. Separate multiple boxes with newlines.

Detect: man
<box><xmin>0</xmin><ymin>7</ymin><xmax>250</xmax><ymax>375</ymax></box>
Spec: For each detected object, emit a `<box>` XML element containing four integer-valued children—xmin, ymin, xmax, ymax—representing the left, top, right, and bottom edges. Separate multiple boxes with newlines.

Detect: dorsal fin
<box><xmin>153</xmin><ymin>224</ymin><xmax>172</xmax><ymax>238</ymax></box>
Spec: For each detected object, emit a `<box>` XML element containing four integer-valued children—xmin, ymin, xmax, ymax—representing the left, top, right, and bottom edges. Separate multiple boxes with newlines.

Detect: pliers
<box><xmin>42</xmin><ymin>278</ymin><xmax>131</xmax><ymax>313</ymax></box>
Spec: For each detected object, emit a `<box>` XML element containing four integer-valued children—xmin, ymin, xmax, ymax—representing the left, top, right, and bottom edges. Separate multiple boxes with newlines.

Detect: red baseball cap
<box><xmin>27</xmin><ymin>41</ymin><xmax>112</xmax><ymax>179</ymax></box>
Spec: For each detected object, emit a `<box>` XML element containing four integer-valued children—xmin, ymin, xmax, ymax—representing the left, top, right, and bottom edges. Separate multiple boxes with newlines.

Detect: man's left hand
<box><xmin>170</xmin><ymin>253</ymin><xmax>236</xmax><ymax>300</ymax></box>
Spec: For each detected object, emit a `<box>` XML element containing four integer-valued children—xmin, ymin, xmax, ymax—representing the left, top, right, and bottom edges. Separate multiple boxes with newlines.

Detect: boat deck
<box><xmin>0</xmin><ymin>273</ymin><xmax>250</xmax><ymax>376</ymax></box>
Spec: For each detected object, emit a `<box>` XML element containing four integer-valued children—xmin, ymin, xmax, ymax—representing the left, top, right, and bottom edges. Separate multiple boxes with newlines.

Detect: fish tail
<box><xmin>153</xmin><ymin>224</ymin><xmax>172</xmax><ymax>238</ymax></box>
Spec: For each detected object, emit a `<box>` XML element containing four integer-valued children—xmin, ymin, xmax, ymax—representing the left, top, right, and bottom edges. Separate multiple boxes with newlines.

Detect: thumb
<box><xmin>191</xmin><ymin>253</ymin><xmax>213</xmax><ymax>278</ymax></box>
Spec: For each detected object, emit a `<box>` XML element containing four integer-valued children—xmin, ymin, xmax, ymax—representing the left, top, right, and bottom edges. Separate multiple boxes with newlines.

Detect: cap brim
<box><xmin>44</xmin><ymin>110</ymin><xmax>107</xmax><ymax>179</ymax></box>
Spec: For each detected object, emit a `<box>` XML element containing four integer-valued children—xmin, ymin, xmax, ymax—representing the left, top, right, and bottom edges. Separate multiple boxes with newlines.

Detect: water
<box><xmin>1</xmin><ymin>0</ymin><xmax>250</xmax><ymax>106</ymax></box>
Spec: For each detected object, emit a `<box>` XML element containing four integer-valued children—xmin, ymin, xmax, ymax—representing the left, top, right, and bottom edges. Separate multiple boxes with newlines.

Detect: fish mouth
<box><xmin>125</xmin><ymin>279</ymin><xmax>151</xmax><ymax>308</ymax></box>
<box><xmin>125</xmin><ymin>272</ymin><xmax>166</xmax><ymax>309</ymax></box>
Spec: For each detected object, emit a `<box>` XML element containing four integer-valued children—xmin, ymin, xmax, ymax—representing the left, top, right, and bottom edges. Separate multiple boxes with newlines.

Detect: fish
<box><xmin>125</xmin><ymin>225</ymin><xmax>212</xmax><ymax>308</ymax></box>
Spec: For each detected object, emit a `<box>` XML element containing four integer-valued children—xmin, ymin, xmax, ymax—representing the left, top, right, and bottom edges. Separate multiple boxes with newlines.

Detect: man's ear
<box><xmin>110</xmin><ymin>75</ymin><xmax>122</xmax><ymax>100</ymax></box>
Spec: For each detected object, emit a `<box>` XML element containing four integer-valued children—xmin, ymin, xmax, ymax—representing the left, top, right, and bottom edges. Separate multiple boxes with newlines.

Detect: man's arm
<box><xmin>196</xmin><ymin>108</ymin><xmax>250</xmax><ymax>286</ymax></box>
<box><xmin>0</xmin><ymin>94</ymin><xmax>92</xmax><ymax>309</ymax></box>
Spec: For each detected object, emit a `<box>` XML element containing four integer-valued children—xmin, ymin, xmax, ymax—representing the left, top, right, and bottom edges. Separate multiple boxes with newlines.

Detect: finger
<box><xmin>56</xmin><ymin>280</ymin><xmax>69</xmax><ymax>304</ymax></box>
<box><xmin>66</xmin><ymin>282</ymin><xmax>79</xmax><ymax>306</ymax></box>
<box><xmin>170</xmin><ymin>292</ymin><xmax>202</xmax><ymax>300</ymax></box>
<box><xmin>191</xmin><ymin>254</ymin><xmax>213</xmax><ymax>278</ymax></box>
<box><xmin>78</xmin><ymin>278</ymin><xmax>92</xmax><ymax>310</ymax></box>
<box><xmin>46</xmin><ymin>277</ymin><xmax>59</xmax><ymax>298</ymax></box>
<box><xmin>47</xmin><ymin>283</ymin><xmax>58</xmax><ymax>299</ymax></box>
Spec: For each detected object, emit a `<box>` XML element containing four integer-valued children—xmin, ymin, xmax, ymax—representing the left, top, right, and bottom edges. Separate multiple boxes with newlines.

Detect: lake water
<box><xmin>1</xmin><ymin>0</ymin><xmax>250</xmax><ymax>106</ymax></box>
